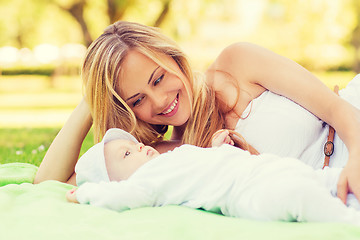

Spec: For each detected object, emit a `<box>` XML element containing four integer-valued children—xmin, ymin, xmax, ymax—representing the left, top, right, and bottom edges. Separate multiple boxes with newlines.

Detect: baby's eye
<box><xmin>153</xmin><ymin>74</ymin><xmax>164</xmax><ymax>86</ymax></box>
<box><xmin>124</xmin><ymin>151</ymin><xmax>130</xmax><ymax>157</ymax></box>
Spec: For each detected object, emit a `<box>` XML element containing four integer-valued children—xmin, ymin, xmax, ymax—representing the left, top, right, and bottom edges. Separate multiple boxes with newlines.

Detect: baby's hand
<box><xmin>211</xmin><ymin>129</ymin><xmax>234</xmax><ymax>147</ymax></box>
<box><xmin>66</xmin><ymin>188</ymin><xmax>79</xmax><ymax>203</ymax></box>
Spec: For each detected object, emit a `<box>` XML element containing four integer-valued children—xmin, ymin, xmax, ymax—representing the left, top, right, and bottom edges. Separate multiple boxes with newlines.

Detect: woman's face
<box><xmin>118</xmin><ymin>50</ymin><xmax>192</xmax><ymax>127</ymax></box>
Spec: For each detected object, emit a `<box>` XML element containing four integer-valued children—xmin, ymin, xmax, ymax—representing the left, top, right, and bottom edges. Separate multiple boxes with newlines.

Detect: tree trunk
<box><xmin>107</xmin><ymin>0</ymin><xmax>132</xmax><ymax>23</ymax></box>
<box><xmin>351</xmin><ymin>0</ymin><xmax>360</xmax><ymax>72</ymax></box>
<box><xmin>56</xmin><ymin>0</ymin><xmax>172</xmax><ymax>46</ymax></box>
<box><xmin>56</xmin><ymin>0</ymin><xmax>93</xmax><ymax>47</ymax></box>
<box><xmin>153</xmin><ymin>0</ymin><xmax>171</xmax><ymax>27</ymax></box>
<box><xmin>67</xmin><ymin>1</ymin><xmax>93</xmax><ymax>46</ymax></box>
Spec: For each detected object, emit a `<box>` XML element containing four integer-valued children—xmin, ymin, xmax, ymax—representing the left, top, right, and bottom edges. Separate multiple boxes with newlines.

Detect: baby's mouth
<box><xmin>147</xmin><ymin>149</ymin><xmax>153</xmax><ymax>156</ymax></box>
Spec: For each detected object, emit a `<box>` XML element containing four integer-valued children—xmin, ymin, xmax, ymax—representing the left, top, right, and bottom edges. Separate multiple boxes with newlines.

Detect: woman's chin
<box><xmin>171</xmin><ymin>118</ymin><xmax>189</xmax><ymax>127</ymax></box>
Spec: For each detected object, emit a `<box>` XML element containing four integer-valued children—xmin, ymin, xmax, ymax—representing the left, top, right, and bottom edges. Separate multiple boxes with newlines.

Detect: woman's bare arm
<box><xmin>33</xmin><ymin>98</ymin><xmax>92</xmax><ymax>184</ymax></box>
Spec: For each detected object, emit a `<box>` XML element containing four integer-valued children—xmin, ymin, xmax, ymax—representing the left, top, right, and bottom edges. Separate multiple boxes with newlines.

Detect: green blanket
<box><xmin>1</xmin><ymin>163</ymin><xmax>360</xmax><ymax>240</ymax></box>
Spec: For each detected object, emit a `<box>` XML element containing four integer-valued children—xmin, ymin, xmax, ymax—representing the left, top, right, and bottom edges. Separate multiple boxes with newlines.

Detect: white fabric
<box><xmin>235</xmin><ymin>74</ymin><xmax>360</xmax><ymax>169</ymax></box>
<box><xmin>77</xmin><ymin>144</ymin><xmax>360</xmax><ymax>224</ymax></box>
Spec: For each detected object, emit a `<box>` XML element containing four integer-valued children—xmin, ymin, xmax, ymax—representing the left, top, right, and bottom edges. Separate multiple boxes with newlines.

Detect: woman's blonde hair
<box><xmin>82</xmin><ymin>20</ymin><xmax>238</xmax><ymax>149</ymax></box>
<box><xmin>181</xmin><ymin>71</ymin><xmax>225</xmax><ymax>147</ymax></box>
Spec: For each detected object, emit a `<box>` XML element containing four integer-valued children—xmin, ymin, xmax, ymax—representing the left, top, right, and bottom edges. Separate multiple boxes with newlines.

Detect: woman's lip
<box><xmin>159</xmin><ymin>94</ymin><xmax>179</xmax><ymax>117</ymax></box>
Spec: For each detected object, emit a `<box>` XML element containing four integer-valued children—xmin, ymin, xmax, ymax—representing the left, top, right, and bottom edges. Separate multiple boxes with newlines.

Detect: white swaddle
<box><xmin>77</xmin><ymin>144</ymin><xmax>360</xmax><ymax>225</ymax></box>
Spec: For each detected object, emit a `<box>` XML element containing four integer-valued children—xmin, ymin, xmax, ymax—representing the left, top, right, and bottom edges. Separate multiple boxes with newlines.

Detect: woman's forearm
<box><xmin>330</xmin><ymin>98</ymin><xmax>360</xmax><ymax>157</ymax></box>
<box><xmin>33</xmin><ymin>98</ymin><xmax>92</xmax><ymax>184</ymax></box>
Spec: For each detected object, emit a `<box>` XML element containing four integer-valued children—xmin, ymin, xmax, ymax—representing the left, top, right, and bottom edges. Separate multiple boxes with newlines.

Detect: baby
<box><xmin>67</xmin><ymin>128</ymin><xmax>360</xmax><ymax>225</ymax></box>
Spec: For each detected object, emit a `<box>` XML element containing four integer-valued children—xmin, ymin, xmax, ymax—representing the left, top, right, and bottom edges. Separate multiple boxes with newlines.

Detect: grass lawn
<box><xmin>0</xmin><ymin>127</ymin><xmax>94</xmax><ymax>166</ymax></box>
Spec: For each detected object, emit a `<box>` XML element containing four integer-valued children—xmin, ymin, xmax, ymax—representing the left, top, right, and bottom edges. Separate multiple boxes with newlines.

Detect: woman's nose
<box><xmin>148</xmin><ymin>91</ymin><xmax>167</xmax><ymax>110</ymax></box>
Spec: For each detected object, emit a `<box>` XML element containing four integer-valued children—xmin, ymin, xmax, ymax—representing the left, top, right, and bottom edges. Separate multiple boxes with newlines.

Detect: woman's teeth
<box><xmin>162</xmin><ymin>98</ymin><xmax>178</xmax><ymax>115</ymax></box>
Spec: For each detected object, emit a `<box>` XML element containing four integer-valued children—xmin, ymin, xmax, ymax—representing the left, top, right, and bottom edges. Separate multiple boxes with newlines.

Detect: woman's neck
<box><xmin>171</xmin><ymin>124</ymin><xmax>186</xmax><ymax>140</ymax></box>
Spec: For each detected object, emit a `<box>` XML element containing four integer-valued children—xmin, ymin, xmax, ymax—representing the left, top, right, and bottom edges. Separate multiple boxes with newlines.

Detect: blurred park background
<box><xmin>1</xmin><ymin>0</ymin><xmax>360</xmax><ymax>165</ymax></box>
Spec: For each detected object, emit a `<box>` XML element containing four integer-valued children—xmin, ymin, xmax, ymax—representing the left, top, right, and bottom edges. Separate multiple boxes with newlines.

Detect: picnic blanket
<box><xmin>0</xmin><ymin>163</ymin><xmax>360</xmax><ymax>240</ymax></box>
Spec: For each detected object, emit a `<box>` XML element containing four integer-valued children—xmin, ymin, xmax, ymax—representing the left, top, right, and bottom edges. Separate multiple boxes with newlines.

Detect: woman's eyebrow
<box><xmin>125</xmin><ymin>93</ymin><xmax>139</xmax><ymax>102</ymax></box>
<box><xmin>125</xmin><ymin>66</ymin><xmax>160</xmax><ymax>102</ymax></box>
<box><xmin>148</xmin><ymin>66</ymin><xmax>160</xmax><ymax>84</ymax></box>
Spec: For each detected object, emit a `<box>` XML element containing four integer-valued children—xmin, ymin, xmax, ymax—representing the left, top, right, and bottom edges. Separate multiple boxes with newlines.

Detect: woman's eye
<box><xmin>124</xmin><ymin>151</ymin><xmax>130</xmax><ymax>157</ymax></box>
<box><xmin>153</xmin><ymin>74</ymin><xmax>164</xmax><ymax>86</ymax></box>
<box><xmin>132</xmin><ymin>96</ymin><xmax>144</xmax><ymax>107</ymax></box>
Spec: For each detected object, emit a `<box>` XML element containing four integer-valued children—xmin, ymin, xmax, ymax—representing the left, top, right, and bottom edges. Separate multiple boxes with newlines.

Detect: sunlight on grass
<box><xmin>0</xmin><ymin>93</ymin><xmax>81</xmax><ymax>109</ymax></box>
<box><xmin>0</xmin><ymin>75</ymin><xmax>82</xmax><ymax>93</ymax></box>
<box><xmin>0</xmin><ymin>109</ymin><xmax>76</xmax><ymax>128</ymax></box>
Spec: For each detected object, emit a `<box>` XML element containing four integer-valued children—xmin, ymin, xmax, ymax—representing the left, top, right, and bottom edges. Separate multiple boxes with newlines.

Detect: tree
<box><xmin>0</xmin><ymin>0</ymin><xmax>47</xmax><ymax>48</ymax></box>
<box><xmin>153</xmin><ymin>0</ymin><xmax>171</xmax><ymax>27</ymax></box>
<box><xmin>349</xmin><ymin>0</ymin><xmax>360</xmax><ymax>72</ymax></box>
<box><xmin>57</xmin><ymin>0</ymin><xmax>93</xmax><ymax>47</ymax></box>
<box><xmin>107</xmin><ymin>0</ymin><xmax>134</xmax><ymax>23</ymax></box>
<box><xmin>54</xmin><ymin>0</ymin><xmax>173</xmax><ymax>46</ymax></box>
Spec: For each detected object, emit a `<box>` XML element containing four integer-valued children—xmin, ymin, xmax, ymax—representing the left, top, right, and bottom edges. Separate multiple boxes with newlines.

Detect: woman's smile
<box><xmin>159</xmin><ymin>93</ymin><xmax>179</xmax><ymax>117</ymax></box>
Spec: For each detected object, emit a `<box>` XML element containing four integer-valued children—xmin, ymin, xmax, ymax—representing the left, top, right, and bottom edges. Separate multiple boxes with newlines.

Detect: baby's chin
<box><xmin>149</xmin><ymin>151</ymin><xmax>160</xmax><ymax>160</ymax></box>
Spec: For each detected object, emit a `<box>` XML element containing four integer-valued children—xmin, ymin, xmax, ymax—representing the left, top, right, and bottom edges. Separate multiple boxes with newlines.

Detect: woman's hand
<box><xmin>333</xmin><ymin>105</ymin><xmax>360</xmax><ymax>203</ymax></box>
<box><xmin>66</xmin><ymin>188</ymin><xmax>79</xmax><ymax>204</ymax></box>
<box><xmin>337</xmin><ymin>154</ymin><xmax>360</xmax><ymax>203</ymax></box>
<box><xmin>211</xmin><ymin>129</ymin><xmax>234</xmax><ymax>147</ymax></box>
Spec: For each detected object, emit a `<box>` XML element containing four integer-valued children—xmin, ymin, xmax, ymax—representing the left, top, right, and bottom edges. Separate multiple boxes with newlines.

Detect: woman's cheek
<box><xmin>134</xmin><ymin>105</ymin><xmax>153</xmax><ymax>122</ymax></box>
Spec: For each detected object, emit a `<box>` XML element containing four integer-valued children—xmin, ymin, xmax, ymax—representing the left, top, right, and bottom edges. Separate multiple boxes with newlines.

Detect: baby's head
<box><xmin>75</xmin><ymin>128</ymin><xmax>160</xmax><ymax>186</ymax></box>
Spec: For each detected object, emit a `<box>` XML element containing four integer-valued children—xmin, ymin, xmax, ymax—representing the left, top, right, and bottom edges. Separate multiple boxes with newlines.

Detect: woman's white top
<box><xmin>235</xmin><ymin>74</ymin><xmax>360</xmax><ymax>169</ymax></box>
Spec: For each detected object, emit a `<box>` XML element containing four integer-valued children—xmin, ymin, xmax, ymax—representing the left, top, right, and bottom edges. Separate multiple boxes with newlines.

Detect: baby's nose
<box><xmin>137</xmin><ymin>143</ymin><xmax>145</xmax><ymax>151</ymax></box>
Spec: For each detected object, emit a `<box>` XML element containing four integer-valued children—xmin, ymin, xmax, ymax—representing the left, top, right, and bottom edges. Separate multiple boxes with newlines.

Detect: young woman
<box><xmin>34</xmin><ymin>21</ymin><xmax>360</xmax><ymax>205</ymax></box>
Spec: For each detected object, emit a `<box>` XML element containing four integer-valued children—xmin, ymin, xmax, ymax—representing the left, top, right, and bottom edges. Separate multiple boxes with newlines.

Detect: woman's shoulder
<box><xmin>206</xmin><ymin>42</ymin><xmax>266</xmax><ymax>85</ymax></box>
<box><xmin>209</xmin><ymin>42</ymin><xmax>262</xmax><ymax>69</ymax></box>
<box><xmin>205</xmin><ymin>42</ymin><xmax>266</xmax><ymax>108</ymax></box>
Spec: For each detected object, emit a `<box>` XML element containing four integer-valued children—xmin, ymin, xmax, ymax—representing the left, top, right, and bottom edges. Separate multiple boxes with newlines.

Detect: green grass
<box><xmin>0</xmin><ymin>127</ymin><xmax>94</xmax><ymax>166</ymax></box>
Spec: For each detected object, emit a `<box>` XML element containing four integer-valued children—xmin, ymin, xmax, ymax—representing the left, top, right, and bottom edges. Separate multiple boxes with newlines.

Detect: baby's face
<box><xmin>104</xmin><ymin>139</ymin><xmax>160</xmax><ymax>181</ymax></box>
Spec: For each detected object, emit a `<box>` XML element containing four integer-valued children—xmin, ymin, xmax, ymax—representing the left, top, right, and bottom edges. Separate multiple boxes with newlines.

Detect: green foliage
<box><xmin>1</xmin><ymin>63</ymin><xmax>81</xmax><ymax>76</ymax></box>
<box><xmin>1</xmin><ymin>0</ymin><xmax>359</xmax><ymax>71</ymax></box>
<box><xmin>0</xmin><ymin>127</ymin><xmax>94</xmax><ymax>166</ymax></box>
<box><xmin>1</xmin><ymin>65</ymin><xmax>55</xmax><ymax>76</ymax></box>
